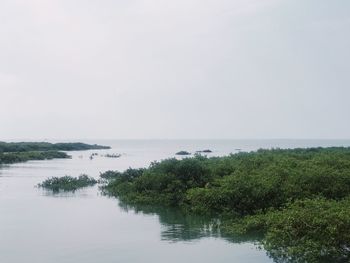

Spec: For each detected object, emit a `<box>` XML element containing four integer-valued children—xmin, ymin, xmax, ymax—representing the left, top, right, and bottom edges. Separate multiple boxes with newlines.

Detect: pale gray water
<box><xmin>1</xmin><ymin>139</ymin><xmax>350</xmax><ymax>263</ymax></box>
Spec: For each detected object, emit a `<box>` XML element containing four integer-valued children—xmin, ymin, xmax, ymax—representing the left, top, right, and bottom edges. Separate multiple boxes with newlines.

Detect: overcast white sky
<box><xmin>0</xmin><ymin>0</ymin><xmax>349</xmax><ymax>140</ymax></box>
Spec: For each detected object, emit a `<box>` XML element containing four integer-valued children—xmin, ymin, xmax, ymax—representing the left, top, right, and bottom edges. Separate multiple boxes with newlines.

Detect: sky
<box><xmin>0</xmin><ymin>0</ymin><xmax>349</xmax><ymax>140</ymax></box>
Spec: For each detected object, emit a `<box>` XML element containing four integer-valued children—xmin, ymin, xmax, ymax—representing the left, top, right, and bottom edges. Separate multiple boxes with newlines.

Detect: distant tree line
<box><xmin>0</xmin><ymin>141</ymin><xmax>110</xmax><ymax>164</ymax></box>
<box><xmin>0</xmin><ymin>142</ymin><xmax>110</xmax><ymax>153</ymax></box>
<box><xmin>0</xmin><ymin>151</ymin><xmax>70</xmax><ymax>164</ymax></box>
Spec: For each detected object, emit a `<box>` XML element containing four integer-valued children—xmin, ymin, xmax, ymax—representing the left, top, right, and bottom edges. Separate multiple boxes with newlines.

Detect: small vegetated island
<box><xmin>101</xmin><ymin>147</ymin><xmax>350</xmax><ymax>263</ymax></box>
<box><xmin>175</xmin><ymin>151</ymin><xmax>191</xmax><ymax>155</ymax></box>
<box><xmin>0</xmin><ymin>141</ymin><xmax>110</xmax><ymax>164</ymax></box>
<box><xmin>197</xmin><ymin>149</ymin><xmax>212</xmax><ymax>153</ymax></box>
<box><xmin>39</xmin><ymin>174</ymin><xmax>97</xmax><ymax>192</ymax></box>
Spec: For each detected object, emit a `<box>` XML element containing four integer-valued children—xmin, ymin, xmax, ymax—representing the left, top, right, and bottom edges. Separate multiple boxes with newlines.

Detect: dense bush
<box><xmin>39</xmin><ymin>175</ymin><xmax>97</xmax><ymax>192</ymax></box>
<box><xmin>100</xmin><ymin>168</ymin><xmax>145</xmax><ymax>181</ymax></box>
<box><xmin>102</xmin><ymin>147</ymin><xmax>350</xmax><ymax>261</ymax></box>
<box><xmin>102</xmin><ymin>157</ymin><xmax>212</xmax><ymax>205</ymax></box>
<box><xmin>104</xmin><ymin>148</ymin><xmax>350</xmax><ymax>211</ymax></box>
<box><xmin>225</xmin><ymin>199</ymin><xmax>350</xmax><ymax>263</ymax></box>
<box><xmin>264</xmin><ymin>199</ymin><xmax>350</xmax><ymax>263</ymax></box>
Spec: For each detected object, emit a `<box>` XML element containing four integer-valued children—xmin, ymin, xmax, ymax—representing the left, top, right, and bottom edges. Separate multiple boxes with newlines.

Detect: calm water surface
<box><xmin>1</xmin><ymin>140</ymin><xmax>350</xmax><ymax>263</ymax></box>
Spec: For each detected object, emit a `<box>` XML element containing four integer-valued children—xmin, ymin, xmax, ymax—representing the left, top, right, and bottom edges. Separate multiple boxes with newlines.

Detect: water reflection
<box><xmin>38</xmin><ymin>186</ymin><xmax>97</xmax><ymax>199</ymax></box>
<box><xmin>119</xmin><ymin>202</ymin><xmax>350</xmax><ymax>263</ymax></box>
<box><xmin>117</xmin><ymin>201</ymin><xmax>262</xmax><ymax>244</ymax></box>
<box><xmin>119</xmin><ymin>202</ymin><xmax>220</xmax><ymax>242</ymax></box>
<box><xmin>118</xmin><ymin>201</ymin><xmax>330</xmax><ymax>263</ymax></box>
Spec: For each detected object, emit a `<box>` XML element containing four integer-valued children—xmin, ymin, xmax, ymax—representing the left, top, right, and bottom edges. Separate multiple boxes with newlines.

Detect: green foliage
<box><xmin>186</xmin><ymin>170</ymin><xmax>284</xmax><ymax>215</ymax></box>
<box><xmin>39</xmin><ymin>174</ymin><xmax>97</xmax><ymax>192</ymax></box>
<box><xmin>225</xmin><ymin>199</ymin><xmax>350</xmax><ymax>263</ymax></box>
<box><xmin>100</xmin><ymin>168</ymin><xmax>145</xmax><ymax>181</ymax></box>
<box><xmin>0</xmin><ymin>151</ymin><xmax>70</xmax><ymax>164</ymax></box>
<box><xmin>102</xmin><ymin>147</ymin><xmax>350</xmax><ymax>262</ymax></box>
<box><xmin>102</xmin><ymin>157</ymin><xmax>212</xmax><ymax>205</ymax></box>
<box><xmin>264</xmin><ymin>198</ymin><xmax>350</xmax><ymax>263</ymax></box>
<box><xmin>104</xmin><ymin>147</ymin><xmax>350</xmax><ymax>211</ymax></box>
<box><xmin>100</xmin><ymin>170</ymin><xmax>123</xmax><ymax>180</ymax></box>
<box><xmin>0</xmin><ymin>141</ymin><xmax>110</xmax><ymax>153</ymax></box>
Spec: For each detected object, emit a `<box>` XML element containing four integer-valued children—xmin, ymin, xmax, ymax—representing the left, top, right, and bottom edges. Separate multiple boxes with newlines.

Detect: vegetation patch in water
<box><xmin>104</xmin><ymin>153</ymin><xmax>121</xmax><ymax>158</ymax></box>
<box><xmin>39</xmin><ymin>175</ymin><xmax>97</xmax><ymax>192</ymax></box>
<box><xmin>196</xmin><ymin>149</ymin><xmax>212</xmax><ymax>153</ymax></box>
<box><xmin>101</xmin><ymin>147</ymin><xmax>350</xmax><ymax>262</ymax></box>
<box><xmin>175</xmin><ymin>151</ymin><xmax>191</xmax><ymax>155</ymax></box>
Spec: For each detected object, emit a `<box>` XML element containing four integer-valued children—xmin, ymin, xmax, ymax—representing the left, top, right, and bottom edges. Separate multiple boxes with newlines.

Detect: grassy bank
<box><xmin>101</xmin><ymin>147</ymin><xmax>350</xmax><ymax>262</ymax></box>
